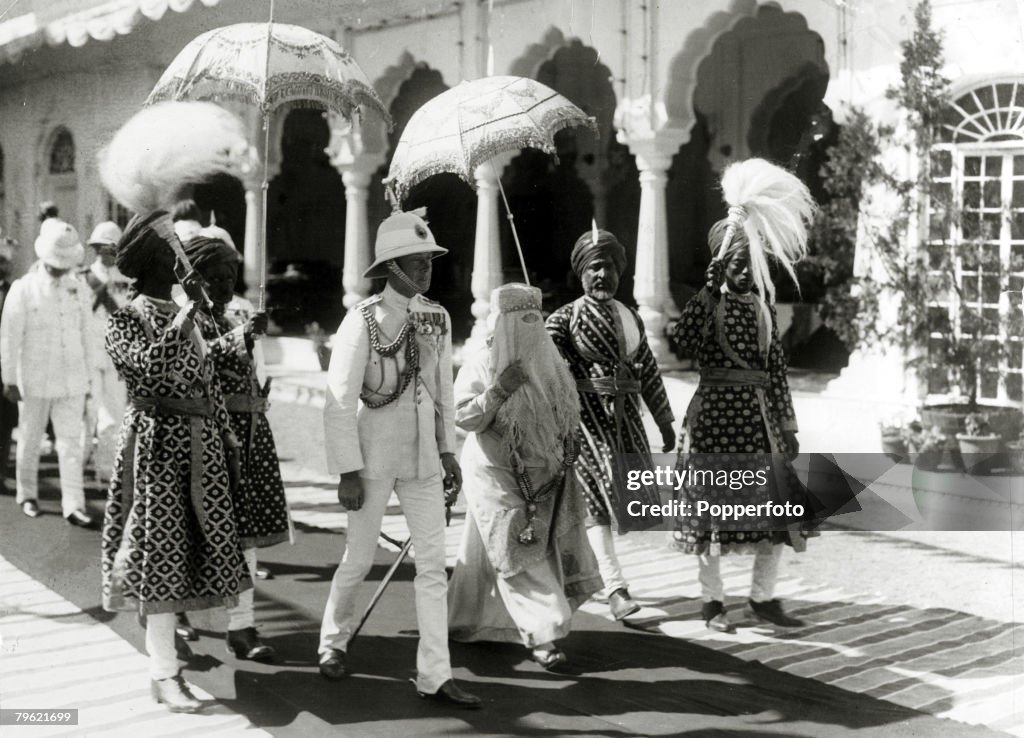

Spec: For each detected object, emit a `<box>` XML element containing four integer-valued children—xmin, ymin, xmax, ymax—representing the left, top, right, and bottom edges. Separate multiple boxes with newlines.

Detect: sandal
<box><xmin>531</xmin><ymin>647</ymin><xmax>568</xmax><ymax>670</ymax></box>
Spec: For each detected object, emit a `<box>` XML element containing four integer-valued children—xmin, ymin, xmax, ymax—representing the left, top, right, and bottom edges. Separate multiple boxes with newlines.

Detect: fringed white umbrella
<box><xmin>146</xmin><ymin>6</ymin><xmax>390</xmax><ymax>309</ymax></box>
<box><xmin>384</xmin><ymin>75</ymin><xmax>596</xmax><ymax>285</ymax></box>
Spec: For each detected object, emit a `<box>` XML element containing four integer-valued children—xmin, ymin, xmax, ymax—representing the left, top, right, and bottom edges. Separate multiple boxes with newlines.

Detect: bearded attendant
<box><xmin>319</xmin><ymin>210</ymin><xmax>480</xmax><ymax>709</ymax></box>
<box><xmin>448</xmin><ymin>283</ymin><xmax>602</xmax><ymax>669</ymax></box>
<box><xmin>546</xmin><ymin>229</ymin><xmax>676</xmax><ymax>621</ymax></box>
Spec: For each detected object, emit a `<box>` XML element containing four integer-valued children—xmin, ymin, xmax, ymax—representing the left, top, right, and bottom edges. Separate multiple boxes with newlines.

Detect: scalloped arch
<box><xmin>663</xmin><ymin>1</ymin><xmax>832</xmax><ymax>137</ymax></box>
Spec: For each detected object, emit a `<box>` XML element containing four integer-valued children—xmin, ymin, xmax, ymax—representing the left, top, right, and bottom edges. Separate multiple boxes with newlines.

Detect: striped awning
<box><xmin>0</xmin><ymin>0</ymin><xmax>224</xmax><ymax>63</ymax></box>
<box><xmin>0</xmin><ymin>0</ymin><xmax>461</xmax><ymax>65</ymax></box>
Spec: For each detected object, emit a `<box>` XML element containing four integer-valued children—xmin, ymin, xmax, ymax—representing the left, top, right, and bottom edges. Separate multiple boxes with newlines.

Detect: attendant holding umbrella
<box><xmin>180</xmin><ymin>233</ymin><xmax>291</xmax><ymax>662</ymax></box>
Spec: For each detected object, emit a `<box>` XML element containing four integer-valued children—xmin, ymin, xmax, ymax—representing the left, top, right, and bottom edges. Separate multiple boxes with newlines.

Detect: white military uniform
<box><xmin>321</xmin><ymin>282</ymin><xmax>456</xmax><ymax>694</ymax></box>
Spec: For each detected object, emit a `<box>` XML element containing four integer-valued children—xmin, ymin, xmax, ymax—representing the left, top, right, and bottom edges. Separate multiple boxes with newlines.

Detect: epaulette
<box><xmin>355</xmin><ymin>294</ymin><xmax>383</xmax><ymax>310</ymax></box>
<box><xmin>416</xmin><ymin>295</ymin><xmax>440</xmax><ymax>307</ymax></box>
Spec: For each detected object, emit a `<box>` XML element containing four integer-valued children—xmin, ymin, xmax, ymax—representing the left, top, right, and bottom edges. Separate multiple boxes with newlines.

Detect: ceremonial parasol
<box><xmin>147</xmin><ymin>8</ymin><xmax>390</xmax><ymax>309</ymax></box>
<box><xmin>384</xmin><ymin>75</ymin><xmax>596</xmax><ymax>285</ymax></box>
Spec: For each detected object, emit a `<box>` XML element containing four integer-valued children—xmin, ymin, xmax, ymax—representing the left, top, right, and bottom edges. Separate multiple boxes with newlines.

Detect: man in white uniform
<box><xmin>81</xmin><ymin>221</ymin><xmax>129</xmax><ymax>484</ymax></box>
<box><xmin>0</xmin><ymin>219</ymin><xmax>95</xmax><ymax>525</ymax></box>
<box><xmin>320</xmin><ymin>210</ymin><xmax>481</xmax><ymax>709</ymax></box>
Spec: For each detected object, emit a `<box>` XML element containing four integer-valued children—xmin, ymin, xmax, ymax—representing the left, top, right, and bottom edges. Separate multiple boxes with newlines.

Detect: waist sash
<box><xmin>124</xmin><ymin>395</ymin><xmax>216</xmax><ymax>537</ymax></box>
<box><xmin>699</xmin><ymin>368</ymin><xmax>769</xmax><ymax>388</ymax></box>
<box><xmin>576</xmin><ymin>376</ymin><xmax>641</xmax><ymax>396</ymax></box>
<box><xmin>225</xmin><ymin>394</ymin><xmax>269</xmax><ymax>414</ymax></box>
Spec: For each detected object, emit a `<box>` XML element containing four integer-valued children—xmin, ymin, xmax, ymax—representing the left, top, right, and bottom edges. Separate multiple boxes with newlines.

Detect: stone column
<box><xmin>340</xmin><ymin>168</ymin><xmax>373</xmax><ymax>308</ymax></box>
<box><xmin>465</xmin><ymin>152</ymin><xmax>516</xmax><ymax>357</ymax></box>
<box><xmin>242</xmin><ymin>181</ymin><xmax>261</xmax><ymax>304</ymax></box>
<box><xmin>621</xmin><ymin>128</ymin><xmax>687</xmax><ymax>367</ymax></box>
<box><xmin>329</xmin><ymin>121</ymin><xmax>386</xmax><ymax>310</ymax></box>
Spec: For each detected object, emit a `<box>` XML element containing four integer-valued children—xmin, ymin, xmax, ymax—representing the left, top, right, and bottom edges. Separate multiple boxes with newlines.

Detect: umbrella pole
<box><xmin>259</xmin><ymin>112</ymin><xmax>270</xmax><ymax>312</ymax></box>
<box><xmin>490</xmin><ymin>161</ymin><xmax>530</xmax><ymax>287</ymax></box>
<box><xmin>257</xmin><ymin>0</ymin><xmax>274</xmax><ymax>312</ymax></box>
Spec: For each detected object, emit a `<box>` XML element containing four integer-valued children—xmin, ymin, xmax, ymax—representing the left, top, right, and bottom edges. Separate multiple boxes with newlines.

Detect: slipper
<box><xmin>531</xmin><ymin>648</ymin><xmax>568</xmax><ymax>670</ymax></box>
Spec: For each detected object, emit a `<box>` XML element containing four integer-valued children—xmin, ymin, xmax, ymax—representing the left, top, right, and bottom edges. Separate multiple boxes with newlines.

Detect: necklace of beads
<box><xmin>358</xmin><ymin>303</ymin><xmax>420</xmax><ymax>409</ymax></box>
<box><xmin>513</xmin><ymin>435</ymin><xmax>579</xmax><ymax>545</ymax></box>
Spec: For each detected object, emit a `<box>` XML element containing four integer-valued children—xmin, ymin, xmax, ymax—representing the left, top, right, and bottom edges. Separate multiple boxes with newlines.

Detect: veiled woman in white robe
<box><xmin>447</xmin><ymin>284</ymin><xmax>601</xmax><ymax>666</ymax></box>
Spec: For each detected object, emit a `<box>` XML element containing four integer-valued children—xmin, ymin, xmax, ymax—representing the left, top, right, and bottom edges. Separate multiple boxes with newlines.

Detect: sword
<box><xmin>347</xmin><ymin>496</ymin><xmax>455</xmax><ymax>647</ymax></box>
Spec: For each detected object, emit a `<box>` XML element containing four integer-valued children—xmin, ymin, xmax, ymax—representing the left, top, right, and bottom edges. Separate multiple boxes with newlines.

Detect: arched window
<box><xmin>48</xmin><ymin>128</ymin><xmax>75</xmax><ymax>174</ymax></box>
<box><xmin>929</xmin><ymin>80</ymin><xmax>1024</xmax><ymax>402</ymax></box>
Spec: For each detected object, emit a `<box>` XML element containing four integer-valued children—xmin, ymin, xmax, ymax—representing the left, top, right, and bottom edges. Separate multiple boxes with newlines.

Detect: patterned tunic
<box><xmin>101</xmin><ymin>296</ymin><xmax>249</xmax><ymax>614</ymax></box>
<box><xmin>547</xmin><ymin>296</ymin><xmax>674</xmax><ymax>532</ymax></box>
<box><xmin>669</xmin><ymin>288</ymin><xmax>811</xmax><ymax>555</ymax></box>
<box><xmin>197</xmin><ymin>302</ymin><xmax>290</xmax><ymax>549</ymax></box>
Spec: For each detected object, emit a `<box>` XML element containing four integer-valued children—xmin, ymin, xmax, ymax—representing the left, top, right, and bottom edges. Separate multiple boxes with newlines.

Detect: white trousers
<box><xmin>227</xmin><ymin>548</ymin><xmax>259</xmax><ymax>631</ymax></box>
<box><xmin>698</xmin><ymin>545</ymin><xmax>784</xmax><ymax>603</ymax></box>
<box><xmin>146</xmin><ymin>612</ymin><xmax>179</xmax><ymax>680</ymax></box>
<box><xmin>16</xmin><ymin>395</ymin><xmax>86</xmax><ymax>516</ymax></box>
<box><xmin>586</xmin><ymin>525</ymin><xmax>628</xmax><ymax>596</ymax></box>
<box><xmin>319</xmin><ymin>474</ymin><xmax>451</xmax><ymax>694</ymax></box>
<box><xmin>84</xmin><ymin>368</ymin><xmax>126</xmax><ymax>482</ymax></box>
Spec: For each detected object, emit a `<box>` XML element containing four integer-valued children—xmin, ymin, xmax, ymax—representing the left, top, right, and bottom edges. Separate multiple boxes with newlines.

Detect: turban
<box><xmin>182</xmin><ymin>235</ymin><xmax>240</xmax><ymax>273</ymax></box>
<box><xmin>570</xmin><ymin>229</ymin><xmax>627</xmax><ymax>278</ymax></box>
<box><xmin>707</xmin><ymin>217</ymin><xmax>750</xmax><ymax>259</ymax></box>
<box><xmin>116</xmin><ymin>210</ymin><xmax>170</xmax><ymax>280</ymax></box>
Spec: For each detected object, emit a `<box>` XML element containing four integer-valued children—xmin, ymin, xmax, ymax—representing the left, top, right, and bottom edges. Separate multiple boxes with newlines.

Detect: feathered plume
<box><xmin>717</xmin><ymin>158</ymin><xmax>816</xmax><ymax>303</ymax></box>
<box><xmin>98</xmin><ymin>101</ymin><xmax>254</xmax><ymax>215</ymax></box>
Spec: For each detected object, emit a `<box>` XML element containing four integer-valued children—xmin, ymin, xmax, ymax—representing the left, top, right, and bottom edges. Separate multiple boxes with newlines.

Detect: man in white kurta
<box><xmin>320</xmin><ymin>210</ymin><xmax>481</xmax><ymax>709</ymax></box>
<box><xmin>0</xmin><ymin>219</ymin><xmax>95</xmax><ymax>524</ymax></box>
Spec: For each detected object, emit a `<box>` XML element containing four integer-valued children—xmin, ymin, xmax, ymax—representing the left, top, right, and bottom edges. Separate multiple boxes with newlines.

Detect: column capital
<box><xmin>328</xmin><ymin>124</ymin><xmax>386</xmax><ymax>178</ymax></box>
<box><xmin>472</xmin><ymin>150</ymin><xmax>518</xmax><ymax>185</ymax></box>
<box><xmin>616</xmin><ymin>127</ymin><xmax>689</xmax><ymax>174</ymax></box>
<box><xmin>341</xmin><ymin>168</ymin><xmax>373</xmax><ymax>191</ymax></box>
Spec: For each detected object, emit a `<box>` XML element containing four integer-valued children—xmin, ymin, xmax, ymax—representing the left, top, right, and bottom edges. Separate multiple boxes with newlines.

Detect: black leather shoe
<box><xmin>417</xmin><ymin>679</ymin><xmax>482</xmax><ymax>709</ymax></box>
<box><xmin>65</xmin><ymin>509</ymin><xmax>93</xmax><ymax>528</ymax></box>
<box><xmin>21</xmin><ymin>500</ymin><xmax>39</xmax><ymax>518</ymax></box>
<box><xmin>608</xmin><ymin>588</ymin><xmax>641</xmax><ymax>620</ymax></box>
<box><xmin>151</xmin><ymin>673</ymin><xmax>202</xmax><ymax>713</ymax></box>
<box><xmin>226</xmin><ymin>627</ymin><xmax>276</xmax><ymax>662</ymax></box>
<box><xmin>175</xmin><ymin>613</ymin><xmax>198</xmax><ymax>641</ymax></box>
<box><xmin>318</xmin><ymin>648</ymin><xmax>348</xmax><ymax>681</ymax></box>
<box><xmin>747</xmin><ymin>598</ymin><xmax>805</xmax><ymax>627</ymax></box>
<box><xmin>701</xmin><ymin>600</ymin><xmax>734</xmax><ymax>633</ymax></box>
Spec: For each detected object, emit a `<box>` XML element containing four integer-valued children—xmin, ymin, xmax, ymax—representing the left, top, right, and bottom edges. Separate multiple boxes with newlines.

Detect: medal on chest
<box><xmin>410</xmin><ymin>311</ymin><xmax>446</xmax><ymax>353</ymax></box>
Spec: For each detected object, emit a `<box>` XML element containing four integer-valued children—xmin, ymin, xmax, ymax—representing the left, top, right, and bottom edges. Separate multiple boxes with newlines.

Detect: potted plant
<box><xmin>906</xmin><ymin>420</ymin><xmax>945</xmax><ymax>471</ymax></box>
<box><xmin>1007</xmin><ymin>430</ymin><xmax>1024</xmax><ymax>474</ymax></box>
<box><xmin>956</xmin><ymin>412</ymin><xmax>1001</xmax><ymax>474</ymax></box>
<box><xmin>880</xmin><ymin>419</ymin><xmax>909</xmax><ymax>460</ymax></box>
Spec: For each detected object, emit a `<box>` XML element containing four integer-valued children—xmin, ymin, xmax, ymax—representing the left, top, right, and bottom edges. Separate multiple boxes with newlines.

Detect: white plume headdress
<box><xmin>713</xmin><ymin>158</ymin><xmax>816</xmax><ymax>303</ymax></box>
<box><xmin>98</xmin><ymin>102</ymin><xmax>255</xmax><ymax>273</ymax></box>
<box><xmin>99</xmin><ymin>102</ymin><xmax>255</xmax><ymax>215</ymax></box>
